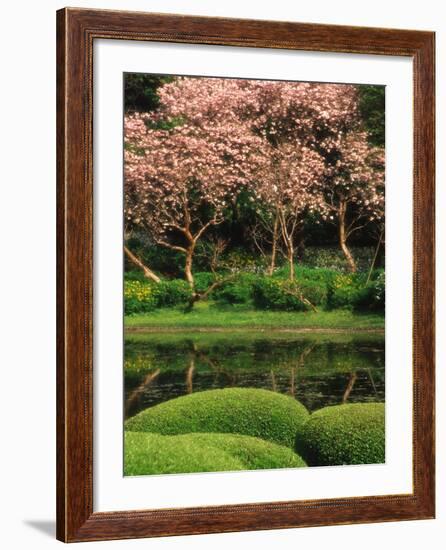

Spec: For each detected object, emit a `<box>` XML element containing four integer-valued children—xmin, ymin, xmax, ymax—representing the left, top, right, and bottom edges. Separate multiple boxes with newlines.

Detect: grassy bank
<box><xmin>125</xmin><ymin>301</ymin><xmax>384</xmax><ymax>331</ymax></box>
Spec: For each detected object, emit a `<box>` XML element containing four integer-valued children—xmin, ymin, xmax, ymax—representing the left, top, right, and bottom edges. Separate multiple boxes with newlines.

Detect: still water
<box><xmin>124</xmin><ymin>331</ymin><xmax>384</xmax><ymax>420</ymax></box>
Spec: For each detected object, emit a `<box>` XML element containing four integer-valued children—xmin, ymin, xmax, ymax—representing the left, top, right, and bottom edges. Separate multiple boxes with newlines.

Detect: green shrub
<box><xmin>327</xmin><ymin>271</ymin><xmax>385</xmax><ymax>312</ymax></box>
<box><xmin>295</xmin><ymin>403</ymin><xmax>385</xmax><ymax>466</ymax></box>
<box><xmin>125</xmin><ymin>388</ymin><xmax>309</xmax><ymax>448</ymax></box>
<box><xmin>124</xmin><ymin>280</ymin><xmax>158</xmax><ymax>314</ymax></box>
<box><xmin>327</xmin><ymin>272</ymin><xmax>364</xmax><ymax>310</ymax></box>
<box><xmin>293</xmin><ymin>266</ymin><xmax>338</xmax><ymax>285</ymax></box>
<box><xmin>299</xmin><ymin>280</ymin><xmax>328</xmax><ymax>308</ymax></box>
<box><xmin>194</xmin><ymin>272</ymin><xmax>217</xmax><ymax>293</ymax></box>
<box><xmin>252</xmin><ymin>278</ymin><xmax>327</xmax><ymax>311</ymax></box>
<box><xmin>213</xmin><ymin>274</ymin><xmax>259</xmax><ymax>305</ymax></box>
<box><xmin>124</xmin><ymin>279</ymin><xmax>192</xmax><ymax>314</ymax></box>
<box><xmin>154</xmin><ymin>279</ymin><xmax>191</xmax><ymax>307</ymax></box>
<box><xmin>253</xmin><ymin>278</ymin><xmax>303</xmax><ymax>311</ymax></box>
<box><xmin>355</xmin><ymin>271</ymin><xmax>385</xmax><ymax>312</ymax></box>
<box><xmin>124</xmin><ymin>431</ymin><xmax>306</xmax><ymax>475</ymax></box>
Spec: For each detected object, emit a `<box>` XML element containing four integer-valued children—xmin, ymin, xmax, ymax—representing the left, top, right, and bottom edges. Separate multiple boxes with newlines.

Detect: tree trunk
<box><xmin>186</xmin><ymin>359</ymin><xmax>195</xmax><ymax>394</ymax></box>
<box><xmin>124</xmin><ymin>246</ymin><xmax>161</xmax><ymax>283</ymax></box>
<box><xmin>267</xmin><ymin>214</ymin><xmax>279</xmax><ymax>276</ymax></box>
<box><xmin>366</xmin><ymin>229</ymin><xmax>384</xmax><ymax>285</ymax></box>
<box><xmin>338</xmin><ymin>202</ymin><xmax>357</xmax><ymax>273</ymax></box>
<box><xmin>287</xmin><ymin>239</ymin><xmax>295</xmax><ymax>280</ymax></box>
<box><xmin>184</xmin><ymin>245</ymin><xmax>195</xmax><ymax>290</ymax></box>
<box><xmin>342</xmin><ymin>372</ymin><xmax>357</xmax><ymax>404</ymax></box>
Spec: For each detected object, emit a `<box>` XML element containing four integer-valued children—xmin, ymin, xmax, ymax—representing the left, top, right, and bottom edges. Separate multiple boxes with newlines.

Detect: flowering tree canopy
<box><xmin>157</xmin><ymin>78</ymin><xmax>359</xmax><ymax>146</ymax></box>
<box><xmin>124</xmin><ymin>113</ymin><xmax>267</xmax><ymax>288</ymax></box>
<box><xmin>156</xmin><ymin>77</ymin><xmax>382</xmax><ymax>273</ymax></box>
<box><xmin>124</xmin><ymin>76</ymin><xmax>385</xmax><ymax>285</ymax></box>
<box><xmin>250</xmin><ymin>143</ymin><xmax>326</xmax><ymax>279</ymax></box>
<box><xmin>315</xmin><ymin>131</ymin><xmax>385</xmax><ymax>271</ymax></box>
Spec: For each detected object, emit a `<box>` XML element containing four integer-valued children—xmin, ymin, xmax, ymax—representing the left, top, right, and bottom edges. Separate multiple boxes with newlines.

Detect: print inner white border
<box><xmin>93</xmin><ymin>39</ymin><xmax>413</xmax><ymax>512</ymax></box>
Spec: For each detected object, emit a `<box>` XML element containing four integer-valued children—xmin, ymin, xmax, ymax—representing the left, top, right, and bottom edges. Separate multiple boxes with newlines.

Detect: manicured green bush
<box><xmin>125</xmin><ymin>388</ymin><xmax>309</xmax><ymax>448</ymax></box>
<box><xmin>124</xmin><ymin>431</ymin><xmax>306</xmax><ymax>475</ymax></box>
<box><xmin>295</xmin><ymin>403</ymin><xmax>385</xmax><ymax>466</ymax></box>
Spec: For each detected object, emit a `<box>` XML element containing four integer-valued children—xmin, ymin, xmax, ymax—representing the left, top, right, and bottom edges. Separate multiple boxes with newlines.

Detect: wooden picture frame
<box><xmin>56</xmin><ymin>7</ymin><xmax>435</xmax><ymax>542</ymax></box>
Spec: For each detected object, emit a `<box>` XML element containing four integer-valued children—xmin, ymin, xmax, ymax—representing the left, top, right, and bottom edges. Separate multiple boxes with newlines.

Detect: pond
<box><xmin>124</xmin><ymin>331</ymin><xmax>385</xmax><ymax>420</ymax></box>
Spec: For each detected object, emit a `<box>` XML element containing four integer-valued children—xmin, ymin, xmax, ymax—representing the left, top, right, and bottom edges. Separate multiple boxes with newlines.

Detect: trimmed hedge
<box><xmin>124</xmin><ymin>431</ymin><xmax>306</xmax><ymax>475</ymax></box>
<box><xmin>125</xmin><ymin>388</ymin><xmax>309</xmax><ymax>449</ymax></box>
<box><xmin>295</xmin><ymin>403</ymin><xmax>385</xmax><ymax>466</ymax></box>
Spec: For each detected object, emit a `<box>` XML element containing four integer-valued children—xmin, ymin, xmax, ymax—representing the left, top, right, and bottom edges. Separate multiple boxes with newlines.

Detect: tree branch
<box><xmin>124</xmin><ymin>245</ymin><xmax>161</xmax><ymax>283</ymax></box>
<box><xmin>156</xmin><ymin>240</ymin><xmax>187</xmax><ymax>254</ymax></box>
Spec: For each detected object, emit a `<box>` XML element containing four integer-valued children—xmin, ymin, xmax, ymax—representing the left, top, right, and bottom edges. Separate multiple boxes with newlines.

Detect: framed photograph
<box><xmin>56</xmin><ymin>7</ymin><xmax>435</xmax><ymax>542</ymax></box>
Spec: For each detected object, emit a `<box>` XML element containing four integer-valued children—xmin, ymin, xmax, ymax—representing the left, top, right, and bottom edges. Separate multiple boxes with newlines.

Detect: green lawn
<box><xmin>124</xmin><ymin>301</ymin><xmax>384</xmax><ymax>331</ymax></box>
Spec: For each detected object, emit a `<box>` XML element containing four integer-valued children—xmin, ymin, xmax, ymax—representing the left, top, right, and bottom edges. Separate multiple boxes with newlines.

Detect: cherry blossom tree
<box><xmin>250</xmin><ymin>143</ymin><xmax>325</xmax><ymax>279</ymax></box>
<box><xmin>125</xmin><ymin>76</ymin><xmax>384</xmax><ymax>286</ymax></box>
<box><xmin>157</xmin><ymin>78</ymin><xmax>359</xmax><ymax>147</ymax></box>
<box><xmin>157</xmin><ymin>77</ymin><xmax>365</xmax><ymax>274</ymax></box>
<box><xmin>124</xmin><ymin>112</ymin><xmax>266</xmax><ymax>293</ymax></box>
<box><xmin>315</xmin><ymin>131</ymin><xmax>385</xmax><ymax>272</ymax></box>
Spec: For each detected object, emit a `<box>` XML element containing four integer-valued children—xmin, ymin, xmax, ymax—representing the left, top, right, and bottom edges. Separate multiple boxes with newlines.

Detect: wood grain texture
<box><xmin>56</xmin><ymin>7</ymin><xmax>435</xmax><ymax>542</ymax></box>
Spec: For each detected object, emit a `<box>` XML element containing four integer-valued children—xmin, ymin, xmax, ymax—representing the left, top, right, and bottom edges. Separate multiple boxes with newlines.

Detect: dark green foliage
<box><xmin>142</xmin><ymin>247</ymin><xmax>184</xmax><ymax>278</ymax></box>
<box><xmin>354</xmin><ymin>271</ymin><xmax>385</xmax><ymax>312</ymax></box>
<box><xmin>301</xmin><ymin>246</ymin><xmax>375</xmax><ymax>273</ymax></box>
<box><xmin>193</xmin><ymin>272</ymin><xmax>217</xmax><ymax>293</ymax></box>
<box><xmin>124</xmin><ymin>270</ymin><xmax>152</xmax><ymax>282</ymax></box>
<box><xmin>295</xmin><ymin>403</ymin><xmax>385</xmax><ymax>466</ymax></box>
<box><xmin>358</xmin><ymin>85</ymin><xmax>385</xmax><ymax>147</ymax></box>
<box><xmin>326</xmin><ymin>272</ymin><xmax>363</xmax><ymax>310</ymax></box>
<box><xmin>252</xmin><ymin>278</ymin><xmax>328</xmax><ymax>311</ymax></box>
<box><xmin>125</xmin><ymin>388</ymin><xmax>309</xmax><ymax>448</ymax></box>
<box><xmin>124</xmin><ymin>431</ymin><xmax>306</xmax><ymax>475</ymax></box>
<box><xmin>326</xmin><ymin>271</ymin><xmax>385</xmax><ymax>312</ymax></box>
<box><xmin>156</xmin><ymin>280</ymin><xmax>192</xmax><ymax>307</ymax></box>
<box><xmin>124</xmin><ymin>73</ymin><xmax>173</xmax><ymax>113</ymax></box>
<box><xmin>213</xmin><ymin>274</ymin><xmax>259</xmax><ymax>305</ymax></box>
<box><xmin>252</xmin><ymin>278</ymin><xmax>305</xmax><ymax>311</ymax></box>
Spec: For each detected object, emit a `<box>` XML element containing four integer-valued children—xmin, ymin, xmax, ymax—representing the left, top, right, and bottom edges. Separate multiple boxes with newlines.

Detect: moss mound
<box><xmin>125</xmin><ymin>388</ymin><xmax>309</xmax><ymax>448</ymax></box>
<box><xmin>124</xmin><ymin>431</ymin><xmax>306</xmax><ymax>476</ymax></box>
<box><xmin>295</xmin><ymin>403</ymin><xmax>385</xmax><ymax>466</ymax></box>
